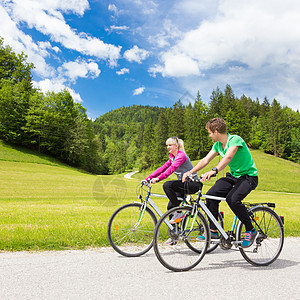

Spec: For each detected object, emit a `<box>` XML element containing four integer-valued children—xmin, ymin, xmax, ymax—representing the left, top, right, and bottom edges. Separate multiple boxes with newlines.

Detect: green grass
<box><xmin>0</xmin><ymin>140</ymin><xmax>299</xmax><ymax>251</ymax></box>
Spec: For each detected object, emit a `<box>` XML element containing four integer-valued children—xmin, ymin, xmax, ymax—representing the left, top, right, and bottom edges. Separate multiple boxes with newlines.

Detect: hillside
<box><xmin>94</xmin><ymin>105</ymin><xmax>166</xmax><ymax>124</ymax></box>
<box><xmin>0</xmin><ymin>139</ymin><xmax>299</xmax><ymax>250</ymax></box>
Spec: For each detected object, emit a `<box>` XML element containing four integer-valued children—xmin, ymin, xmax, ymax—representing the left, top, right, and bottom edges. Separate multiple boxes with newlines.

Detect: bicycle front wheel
<box><xmin>236</xmin><ymin>206</ymin><xmax>284</xmax><ymax>266</ymax></box>
<box><xmin>153</xmin><ymin>206</ymin><xmax>209</xmax><ymax>272</ymax></box>
<box><xmin>107</xmin><ymin>203</ymin><xmax>157</xmax><ymax>257</ymax></box>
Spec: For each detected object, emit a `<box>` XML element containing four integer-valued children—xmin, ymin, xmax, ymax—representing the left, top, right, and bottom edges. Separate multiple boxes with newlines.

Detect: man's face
<box><xmin>207</xmin><ymin>128</ymin><xmax>218</xmax><ymax>142</ymax></box>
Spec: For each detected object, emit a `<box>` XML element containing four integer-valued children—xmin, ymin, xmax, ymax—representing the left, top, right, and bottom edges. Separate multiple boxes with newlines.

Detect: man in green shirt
<box><xmin>183</xmin><ymin>118</ymin><xmax>258</xmax><ymax>247</ymax></box>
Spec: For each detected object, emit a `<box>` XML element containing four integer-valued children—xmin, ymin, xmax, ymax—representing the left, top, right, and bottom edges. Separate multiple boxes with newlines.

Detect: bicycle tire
<box><xmin>184</xmin><ymin>211</ymin><xmax>224</xmax><ymax>254</ymax></box>
<box><xmin>153</xmin><ymin>206</ymin><xmax>209</xmax><ymax>272</ymax></box>
<box><xmin>107</xmin><ymin>203</ymin><xmax>157</xmax><ymax>257</ymax></box>
<box><xmin>236</xmin><ymin>206</ymin><xmax>284</xmax><ymax>266</ymax></box>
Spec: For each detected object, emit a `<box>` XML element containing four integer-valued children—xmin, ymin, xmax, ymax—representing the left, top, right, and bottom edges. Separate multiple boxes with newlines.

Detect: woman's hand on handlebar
<box><xmin>150</xmin><ymin>178</ymin><xmax>159</xmax><ymax>184</ymax></box>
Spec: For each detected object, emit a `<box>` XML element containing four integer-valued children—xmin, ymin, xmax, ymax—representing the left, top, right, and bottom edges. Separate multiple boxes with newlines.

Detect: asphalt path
<box><xmin>0</xmin><ymin>238</ymin><xmax>299</xmax><ymax>300</ymax></box>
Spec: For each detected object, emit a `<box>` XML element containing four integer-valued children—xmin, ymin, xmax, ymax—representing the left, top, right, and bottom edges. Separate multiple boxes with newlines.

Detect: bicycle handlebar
<box><xmin>140</xmin><ymin>179</ymin><xmax>151</xmax><ymax>187</ymax></box>
<box><xmin>186</xmin><ymin>173</ymin><xmax>216</xmax><ymax>183</ymax></box>
<box><xmin>141</xmin><ymin>173</ymin><xmax>217</xmax><ymax>187</ymax></box>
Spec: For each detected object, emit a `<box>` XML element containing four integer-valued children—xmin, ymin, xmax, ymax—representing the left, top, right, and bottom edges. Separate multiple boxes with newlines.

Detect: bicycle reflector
<box><xmin>280</xmin><ymin>216</ymin><xmax>284</xmax><ymax>224</ymax></box>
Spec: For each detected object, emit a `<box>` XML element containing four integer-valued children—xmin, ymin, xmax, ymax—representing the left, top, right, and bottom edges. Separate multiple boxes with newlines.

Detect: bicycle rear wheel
<box><xmin>153</xmin><ymin>206</ymin><xmax>209</xmax><ymax>272</ymax></box>
<box><xmin>236</xmin><ymin>206</ymin><xmax>284</xmax><ymax>266</ymax></box>
<box><xmin>107</xmin><ymin>203</ymin><xmax>157</xmax><ymax>257</ymax></box>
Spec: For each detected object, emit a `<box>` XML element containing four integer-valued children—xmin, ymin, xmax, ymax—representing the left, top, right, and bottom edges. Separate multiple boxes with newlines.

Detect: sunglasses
<box><xmin>171</xmin><ymin>136</ymin><xmax>178</xmax><ymax>143</ymax></box>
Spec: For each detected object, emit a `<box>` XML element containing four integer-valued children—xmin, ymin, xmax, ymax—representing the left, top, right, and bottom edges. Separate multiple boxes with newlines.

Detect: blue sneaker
<box><xmin>196</xmin><ymin>231</ymin><xmax>220</xmax><ymax>241</ymax></box>
<box><xmin>241</xmin><ymin>229</ymin><xmax>258</xmax><ymax>248</ymax></box>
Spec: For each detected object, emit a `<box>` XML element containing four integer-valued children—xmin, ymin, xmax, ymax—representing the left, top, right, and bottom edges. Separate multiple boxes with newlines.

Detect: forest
<box><xmin>94</xmin><ymin>92</ymin><xmax>300</xmax><ymax>174</ymax></box>
<box><xmin>1</xmin><ymin>37</ymin><xmax>300</xmax><ymax>174</ymax></box>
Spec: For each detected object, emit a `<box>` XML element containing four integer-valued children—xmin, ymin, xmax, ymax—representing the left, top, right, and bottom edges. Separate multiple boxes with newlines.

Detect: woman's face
<box><xmin>166</xmin><ymin>143</ymin><xmax>178</xmax><ymax>155</ymax></box>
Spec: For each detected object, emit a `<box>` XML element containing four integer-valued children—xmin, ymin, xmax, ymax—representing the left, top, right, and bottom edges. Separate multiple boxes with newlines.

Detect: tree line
<box><xmin>94</xmin><ymin>88</ymin><xmax>300</xmax><ymax>174</ymax></box>
<box><xmin>0</xmin><ymin>37</ymin><xmax>105</xmax><ymax>174</ymax></box>
<box><xmin>1</xmin><ymin>37</ymin><xmax>299</xmax><ymax>174</ymax></box>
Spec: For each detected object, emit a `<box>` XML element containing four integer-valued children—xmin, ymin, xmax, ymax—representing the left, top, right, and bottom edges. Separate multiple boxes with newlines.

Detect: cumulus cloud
<box><xmin>153</xmin><ymin>0</ymin><xmax>300</xmax><ymax>77</ymax></box>
<box><xmin>60</xmin><ymin>59</ymin><xmax>101</xmax><ymax>82</ymax></box>
<box><xmin>33</xmin><ymin>78</ymin><xmax>83</xmax><ymax>103</ymax></box>
<box><xmin>116</xmin><ymin>68</ymin><xmax>130</xmax><ymax>75</ymax></box>
<box><xmin>124</xmin><ymin>45</ymin><xmax>149</xmax><ymax>63</ymax></box>
<box><xmin>133</xmin><ymin>86</ymin><xmax>145</xmax><ymax>96</ymax></box>
<box><xmin>147</xmin><ymin>0</ymin><xmax>300</xmax><ymax>110</ymax></box>
<box><xmin>33</xmin><ymin>58</ymin><xmax>101</xmax><ymax>101</ymax></box>
<box><xmin>0</xmin><ymin>5</ymin><xmax>56</xmax><ymax>78</ymax></box>
<box><xmin>150</xmin><ymin>53</ymin><xmax>200</xmax><ymax>77</ymax></box>
<box><xmin>3</xmin><ymin>0</ymin><xmax>121</xmax><ymax>66</ymax></box>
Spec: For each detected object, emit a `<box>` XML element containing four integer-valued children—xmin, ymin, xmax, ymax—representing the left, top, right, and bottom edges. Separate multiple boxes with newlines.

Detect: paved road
<box><xmin>0</xmin><ymin>238</ymin><xmax>299</xmax><ymax>300</ymax></box>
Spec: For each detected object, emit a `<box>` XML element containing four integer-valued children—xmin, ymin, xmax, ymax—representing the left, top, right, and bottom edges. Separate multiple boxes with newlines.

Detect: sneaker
<box><xmin>169</xmin><ymin>211</ymin><xmax>185</xmax><ymax>224</ymax></box>
<box><xmin>164</xmin><ymin>238</ymin><xmax>177</xmax><ymax>245</ymax></box>
<box><xmin>241</xmin><ymin>229</ymin><xmax>258</xmax><ymax>248</ymax></box>
<box><xmin>196</xmin><ymin>231</ymin><xmax>220</xmax><ymax>241</ymax></box>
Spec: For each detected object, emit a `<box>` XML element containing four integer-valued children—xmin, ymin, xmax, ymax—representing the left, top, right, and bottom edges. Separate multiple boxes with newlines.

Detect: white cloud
<box><xmin>124</xmin><ymin>45</ymin><xmax>149</xmax><ymax>63</ymax></box>
<box><xmin>32</xmin><ymin>58</ymin><xmax>101</xmax><ymax>102</ymax></box>
<box><xmin>0</xmin><ymin>5</ymin><xmax>55</xmax><ymax>78</ymax></box>
<box><xmin>4</xmin><ymin>0</ymin><xmax>121</xmax><ymax>66</ymax></box>
<box><xmin>133</xmin><ymin>86</ymin><xmax>145</xmax><ymax>96</ymax></box>
<box><xmin>108</xmin><ymin>4</ymin><xmax>118</xmax><ymax>14</ymax></box>
<box><xmin>130</xmin><ymin>0</ymin><xmax>158</xmax><ymax>15</ymax></box>
<box><xmin>53</xmin><ymin>46</ymin><xmax>61</xmax><ymax>53</ymax></box>
<box><xmin>148</xmin><ymin>0</ymin><xmax>300</xmax><ymax>110</ymax></box>
<box><xmin>154</xmin><ymin>0</ymin><xmax>300</xmax><ymax>76</ymax></box>
<box><xmin>116</xmin><ymin>68</ymin><xmax>130</xmax><ymax>75</ymax></box>
<box><xmin>60</xmin><ymin>59</ymin><xmax>101</xmax><ymax>82</ymax></box>
<box><xmin>148</xmin><ymin>19</ymin><xmax>183</xmax><ymax>49</ymax></box>
<box><xmin>33</xmin><ymin>78</ymin><xmax>83</xmax><ymax>103</ymax></box>
<box><xmin>151</xmin><ymin>53</ymin><xmax>200</xmax><ymax>78</ymax></box>
<box><xmin>106</xmin><ymin>25</ymin><xmax>130</xmax><ymax>33</ymax></box>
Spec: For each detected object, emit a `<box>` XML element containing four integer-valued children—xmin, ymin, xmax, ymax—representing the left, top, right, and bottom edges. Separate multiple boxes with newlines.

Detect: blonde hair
<box><xmin>166</xmin><ymin>137</ymin><xmax>185</xmax><ymax>151</ymax></box>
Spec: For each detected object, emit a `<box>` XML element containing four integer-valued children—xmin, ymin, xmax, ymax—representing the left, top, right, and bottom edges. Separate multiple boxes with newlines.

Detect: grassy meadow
<box><xmin>0</xmin><ymin>140</ymin><xmax>299</xmax><ymax>251</ymax></box>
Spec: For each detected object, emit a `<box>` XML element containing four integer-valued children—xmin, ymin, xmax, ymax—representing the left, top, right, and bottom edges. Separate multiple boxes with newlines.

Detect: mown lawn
<box><xmin>0</xmin><ymin>141</ymin><xmax>299</xmax><ymax>251</ymax></box>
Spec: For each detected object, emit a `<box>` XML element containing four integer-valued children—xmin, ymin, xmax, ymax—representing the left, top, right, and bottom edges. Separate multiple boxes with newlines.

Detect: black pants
<box><xmin>163</xmin><ymin>180</ymin><xmax>200</xmax><ymax>210</ymax></box>
<box><xmin>206</xmin><ymin>173</ymin><xmax>258</xmax><ymax>232</ymax></box>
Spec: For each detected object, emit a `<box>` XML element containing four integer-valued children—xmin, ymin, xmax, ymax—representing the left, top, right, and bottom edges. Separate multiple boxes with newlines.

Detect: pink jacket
<box><xmin>145</xmin><ymin>151</ymin><xmax>187</xmax><ymax>182</ymax></box>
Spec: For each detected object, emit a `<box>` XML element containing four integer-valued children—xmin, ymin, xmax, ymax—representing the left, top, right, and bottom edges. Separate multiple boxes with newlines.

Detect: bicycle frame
<box><xmin>139</xmin><ymin>182</ymin><xmax>230</xmax><ymax>236</ymax></box>
<box><xmin>197</xmin><ymin>194</ymin><xmax>229</xmax><ymax>240</ymax></box>
<box><xmin>135</xmin><ymin>183</ymin><xmax>175</xmax><ymax>230</ymax></box>
<box><xmin>137</xmin><ymin>182</ymin><xmax>240</xmax><ymax>241</ymax></box>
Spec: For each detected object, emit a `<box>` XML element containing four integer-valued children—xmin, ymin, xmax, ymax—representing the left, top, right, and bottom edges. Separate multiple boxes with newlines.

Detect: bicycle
<box><xmin>107</xmin><ymin>180</ymin><xmax>224</xmax><ymax>257</ymax></box>
<box><xmin>153</xmin><ymin>176</ymin><xmax>285</xmax><ymax>272</ymax></box>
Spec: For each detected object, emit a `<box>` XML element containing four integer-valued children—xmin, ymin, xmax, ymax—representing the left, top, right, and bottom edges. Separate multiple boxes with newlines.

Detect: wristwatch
<box><xmin>212</xmin><ymin>167</ymin><xmax>218</xmax><ymax>174</ymax></box>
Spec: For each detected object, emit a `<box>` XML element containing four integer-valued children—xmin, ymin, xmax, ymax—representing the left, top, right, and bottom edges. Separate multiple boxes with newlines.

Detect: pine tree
<box><xmin>209</xmin><ymin>86</ymin><xmax>223</xmax><ymax>118</ymax></box>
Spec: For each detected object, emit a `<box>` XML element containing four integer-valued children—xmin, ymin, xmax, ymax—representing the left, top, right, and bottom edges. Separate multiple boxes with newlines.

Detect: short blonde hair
<box><xmin>166</xmin><ymin>137</ymin><xmax>185</xmax><ymax>151</ymax></box>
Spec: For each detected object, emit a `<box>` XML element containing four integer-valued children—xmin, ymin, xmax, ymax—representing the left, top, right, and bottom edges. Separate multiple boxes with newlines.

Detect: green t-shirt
<box><xmin>212</xmin><ymin>134</ymin><xmax>258</xmax><ymax>177</ymax></box>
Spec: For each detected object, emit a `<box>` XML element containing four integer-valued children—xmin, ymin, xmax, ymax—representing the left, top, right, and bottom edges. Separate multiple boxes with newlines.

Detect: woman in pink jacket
<box><xmin>145</xmin><ymin>137</ymin><xmax>199</xmax><ymax>223</ymax></box>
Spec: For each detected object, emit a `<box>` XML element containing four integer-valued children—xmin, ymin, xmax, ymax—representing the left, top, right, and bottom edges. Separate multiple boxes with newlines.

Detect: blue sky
<box><xmin>1</xmin><ymin>0</ymin><xmax>299</xmax><ymax>119</ymax></box>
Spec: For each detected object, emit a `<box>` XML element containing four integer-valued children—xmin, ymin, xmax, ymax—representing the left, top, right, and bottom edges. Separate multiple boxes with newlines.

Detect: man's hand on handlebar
<box><xmin>201</xmin><ymin>170</ymin><xmax>217</xmax><ymax>182</ymax></box>
<box><xmin>182</xmin><ymin>171</ymin><xmax>193</xmax><ymax>182</ymax></box>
